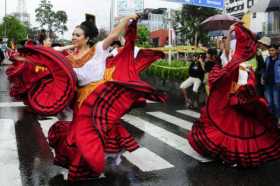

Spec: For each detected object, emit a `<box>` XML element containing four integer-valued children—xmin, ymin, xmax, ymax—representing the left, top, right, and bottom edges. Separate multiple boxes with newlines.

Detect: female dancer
<box><xmin>187</xmin><ymin>23</ymin><xmax>280</xmax><ymax>167</ymax></box>
<box><xmin>7</xmin><ymin>14</ymin><xmax>166</xmax><ymax>181</ymax></box>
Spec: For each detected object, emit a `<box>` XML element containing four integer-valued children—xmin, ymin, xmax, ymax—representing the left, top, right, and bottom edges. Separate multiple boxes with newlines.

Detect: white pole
<box><xmin>4</xmin><ymin>0</ymin><xmax>7</xmax><ymax>36</ymax></box>
<box><xmin>168</xmin><ymin>8</ymin><xmax>172</xmax><ymax>64</ymax></box>
<box><xmin>110</xmin><ymin>0</ymin><xmax>115</xmax><ymax>32</ymax></box>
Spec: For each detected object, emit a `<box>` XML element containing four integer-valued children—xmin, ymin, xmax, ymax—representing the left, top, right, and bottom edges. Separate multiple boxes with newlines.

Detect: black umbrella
<box><xmin>251</xmin><ymin>0</ymin><xmax>280</xmax><ymax>12</ymax></box>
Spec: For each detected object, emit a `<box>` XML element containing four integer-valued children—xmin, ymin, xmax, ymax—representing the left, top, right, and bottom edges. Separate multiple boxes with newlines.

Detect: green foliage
<box><xmin>35</xmin><ymin>0</ymin><xmax>68</xmax><ymax>35</ymax></box>
<box><xmin>0</xmin><ymin>16</ymin><xmax>28</xmax><ymax>42</ymax></box>
<box><xmin>247</xmin><ymin>56</ymin><xmax>257</xmax><ymax>70</ymax></box>
<box><xmin>145</xmin><ymin>59</ymin><xmax>190</xmax><ymax>81</ymax></box>
<box><xmin>174</xmin><ymin>5</ymin><xmax>220</xmax><ymax>45</ymax></box>
<box><xmin>137</xmin><ymin>25</ymin><xmax>151</xmax><ymax>48</ymax></box>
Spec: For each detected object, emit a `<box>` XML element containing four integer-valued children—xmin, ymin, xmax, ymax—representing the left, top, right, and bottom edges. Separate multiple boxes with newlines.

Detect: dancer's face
<box><xmin>72</xmin><ymin>27</ymin><xmax>89</xmax><ymax>48</ymax></box>
<box><xmin>43</xmin><ymin>37</ymin><xmax>52</xmax><ymax>47</ymax></box>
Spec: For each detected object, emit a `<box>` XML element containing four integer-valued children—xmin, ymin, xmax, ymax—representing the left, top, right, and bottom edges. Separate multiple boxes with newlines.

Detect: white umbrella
<box><xmin>200</xmin><ymin>14</ymin><xmax>241</xmax><ymax>31</ymax></box>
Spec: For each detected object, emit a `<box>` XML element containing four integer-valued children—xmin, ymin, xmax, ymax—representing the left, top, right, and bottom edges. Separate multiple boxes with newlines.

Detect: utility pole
<box><xmin>110</xmin><ymin>0</ymin><xmax>115</xmax><ymax>32</ymax></box>
<box><xmin>168</xmin><ymin>8</ymin><xmax>172</xmax><ymax>64</ymax></box>
<box><xmin>4</xmin><ymin>0</ymin><xmax>7</xmax><ymax>37</ymax></box>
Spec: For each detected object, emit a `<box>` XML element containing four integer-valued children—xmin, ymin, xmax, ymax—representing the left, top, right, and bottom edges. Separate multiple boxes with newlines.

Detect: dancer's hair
<box><xmin>38</xmin><ymin>29</ymin><xmax>47</xmax><ymax>45</ymax></box>
<box><xmin>76</xmin><ymin>14</ymin><xmax>99</xmax><ymax>47</ymax></box>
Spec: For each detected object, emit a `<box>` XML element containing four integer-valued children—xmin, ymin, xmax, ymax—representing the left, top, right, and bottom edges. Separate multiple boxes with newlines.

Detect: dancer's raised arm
<box><xmin>102</xmin><ymin>14</ymin><xmax>139</xmax><ymax>50</ymax></box>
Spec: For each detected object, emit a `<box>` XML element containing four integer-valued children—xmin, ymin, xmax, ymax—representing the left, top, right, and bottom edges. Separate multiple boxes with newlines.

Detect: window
<box><xmin>253</xmin><ymin>12</ymin><xmax>256</xmax><ymax>18</ymax></box>
<box><xmin>247</xmin><ymin>0</ymin><xmax>254</xmax><ymax>8</ymax></box>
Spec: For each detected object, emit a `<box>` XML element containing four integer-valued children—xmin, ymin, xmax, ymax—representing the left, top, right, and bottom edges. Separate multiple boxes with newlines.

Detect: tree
<box><xmin>174</xmin><ymin>5</ymin><xmax>220</xmax><ymax>46</ymax></box>
<box><xmin>27</xmin><ymin>26</ymin><xmax>40</xmax><ymax>41</ymax></box>
<box><xmin>137</xmin><ymin>25</ymin><xmax>151</xmax><ymax>48</ymax></box>
<box><xmin>0</xmin><ymin>16</ymin><xmax>28</xmax><ymax>42</ymax></box>
<box><xmin>35</xmin><ymin>0</ymin><xmax>68</xmax><ymax>36</ymax></box>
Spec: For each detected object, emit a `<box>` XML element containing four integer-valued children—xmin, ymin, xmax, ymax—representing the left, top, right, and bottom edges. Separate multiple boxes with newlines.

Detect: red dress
<box><xmin>7</xmin><ymin>21</ymin><xmax>167</xmax><ymax>181</ymax></box>
<box><xmin>187</xmin><ymin>24</ymin><xmax>280</xmax><ymax>167</ymax></box>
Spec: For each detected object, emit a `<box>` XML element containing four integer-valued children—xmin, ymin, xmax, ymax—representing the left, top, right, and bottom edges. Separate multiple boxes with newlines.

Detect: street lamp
<box><xmin>167</xmin><ymin>8</ymin><xmax>173</xmax><ymax>64</ymax></box>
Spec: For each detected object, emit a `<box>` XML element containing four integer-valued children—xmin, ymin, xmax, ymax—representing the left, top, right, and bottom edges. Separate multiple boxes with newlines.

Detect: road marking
<box><xmin>123</xmin><ymin>147</ymin><xmax>174</xmax><ymax>172</ymax></box>
<box><xmin>176</xmin><ymin>109</ymin><xmax>200</xmax><ymax>119</ymax></box>
<box><xmin>122</xmin><ymin>114</ymin><xmax>211</xmax><ymax>162</ymax></box>
<box><xmin>146</xmin><ymin>100</ymin><xmax>157</xmax><ymax>104</ymax></box>
<box><xmin>38</xmin><ymin>117</ymin><xmax>174</xmax><ymax>172</ymax></box>
<box><xmin>146</xmin><ymin>111</ymin><xmax>193</xmax><ymax>130</ymax></box>
<box><xmin>0</xmin><ymin>102</ymin><xmax>26</xmax><ymax>107</ymax></box>
<box><xmin>37</xmin><ymin>117</ymin><xmax>69</xmax><ymax>179</ymax></box>
<box><xmin>38</xmin><ymin>117</ymin><xmax>59</xmax><ymax>138</ymax></box>
<box><xmin>0</xmin><ymin>119</ymin><xmax>22</xmax><ymax>186</ymax></box>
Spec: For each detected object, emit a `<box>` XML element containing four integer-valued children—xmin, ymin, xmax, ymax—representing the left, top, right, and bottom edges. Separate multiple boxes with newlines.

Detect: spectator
<box><xmin>0</xmin><ymin>38</ymin><xmax>4</xmax><ymax>64</ymax></box>
<box><xmin>202</xmin><ymin>48</ymin><xmax>220</xmax><ymax>96</ymax></box>
<box><xmin>262</xmin><ymin>44</ymin><xmax>280</xmax><ymax>119</ymax></box>
<box><xmin>0</xmin><ymin>48</ymin><xmax>4</xmax><ymax>65</ymax></box>
<box><xmin>180</xmin><ymin>56</ymin><xmax>204</xmax><ymax>109</ymax></box>
<box><xmin>258</xmin><ymin>36</ymin><xmax>271</xmax><ymax>60</ymax></box>
<box><xmin>256</xmin><ymin>36</ymin><xmax>271</xmax><ymax>96</ymax></box>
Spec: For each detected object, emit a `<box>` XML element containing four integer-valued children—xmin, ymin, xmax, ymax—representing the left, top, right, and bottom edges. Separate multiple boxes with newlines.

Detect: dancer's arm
<box><xmin>53</xmin><ymin>44</ymin><xmax>75</xmax><ymax>52</ymax></box>
<box><xmin>224</xmin><ymin>27</ymin><xmax>233</xmax><ymax>58</ymax></box>
<box><xmin>102</xmin><ymin>14</ymin><xmax>139</xmax><ymax>50</ymax></box>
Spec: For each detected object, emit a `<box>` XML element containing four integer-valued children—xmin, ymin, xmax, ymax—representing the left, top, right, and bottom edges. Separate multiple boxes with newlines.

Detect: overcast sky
<box><xmin>0</xmin><ymin>0</ymin><xmax>181</xmax><ymax>38</ymax></box>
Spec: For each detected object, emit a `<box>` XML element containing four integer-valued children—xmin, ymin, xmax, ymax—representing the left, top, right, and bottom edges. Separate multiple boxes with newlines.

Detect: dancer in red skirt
<box><xmin>187</xmin><ymin>23</ymin><xmax>280</xmax><ymax>168</ymax></box>
<box><xmin>7</xmin><ymin>14</ymin><xmax>167</xmax><ymax>181</ymax></box>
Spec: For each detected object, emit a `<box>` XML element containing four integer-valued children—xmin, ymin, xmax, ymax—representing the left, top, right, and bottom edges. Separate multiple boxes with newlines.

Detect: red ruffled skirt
<box><xmin>48</xmin><ymin>81</ymin><xmax>166</xmax><ymax>181</ymax></box>
<box><xmin>188</xmin><ymin>70</ymin><xmax>280</xmax><ymax>167</ymax></box>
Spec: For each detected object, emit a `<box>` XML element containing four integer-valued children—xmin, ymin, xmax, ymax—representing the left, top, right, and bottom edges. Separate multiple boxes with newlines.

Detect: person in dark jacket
<box><xmin>256</xmin><ymin>36</ymin><xmax>271</xmax><ymax>97</ymax></box>
<box><xmin>0</xmin><ymin>49</ymin><xmax>4</xmax><ymax>65</ymax></box>
<box><xmin>262</xmin><ymin>44</ymin><xmax>280</xmax><ymax>119</ymax></box>
<box><xmin>180</xmin><ymin>56</ymin><xmax>204</xmax><ymax>108</ymax></box>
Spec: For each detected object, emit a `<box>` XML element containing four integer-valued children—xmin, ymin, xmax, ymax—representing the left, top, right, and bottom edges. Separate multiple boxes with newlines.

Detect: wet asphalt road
<box><xmin>1</xmin><ymin>64</ymin><xmax>280</xmax><ymax>186</ymax></box>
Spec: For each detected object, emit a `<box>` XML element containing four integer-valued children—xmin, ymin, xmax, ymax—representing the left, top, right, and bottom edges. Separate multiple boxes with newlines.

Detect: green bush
<box><xmin>144</xmin><ymin>59</ymin><xmax>190</xmax><ymax>81</ymax></box>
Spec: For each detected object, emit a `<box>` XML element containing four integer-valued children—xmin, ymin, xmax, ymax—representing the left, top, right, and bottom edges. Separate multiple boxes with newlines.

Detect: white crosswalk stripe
<box><xmin>38</xmin><ymin>117</ymin><xmax>59</xmax><ymax>138</ymax></box>
<box><xmin>38</xmin><ymin>117</ymin><xmax>175</xmax><ymax>172</ymax></box>
<box><xmin>146</xmin><ymin>111</ymin><xmax>193</xmax><ymax>130</ymax></box>
<box><xmin>0</xmin><ymin>119</ymin><xmax>22</xmax><ymax>186</ymax></box>
<box><xmin>122</xmin><ymin>114</ymin><xmax>211</xmax><ymax>162</ymax></box>
<box><xmin>146</xmin><ymin>100</ymin><xmax>157</xmax><ymax>104</ymax></box>
<box><xmin>176</xmin><ymin>109</ymin><xmax>200</xmax><ymax>119</ymax></box>
<box><xmin>123</xmin><ymin>147</ymin><xmax>174</xmax><ymax>171</ymax></box>
<box><xmin>0</xmin><ymin>102</ymin><xmax>26</xmax><ymax>107</ymax></box>
<box><xmin>1</xmin><ymin>101</ymin><xmax>210</xmax><ymax>177</ymax></box>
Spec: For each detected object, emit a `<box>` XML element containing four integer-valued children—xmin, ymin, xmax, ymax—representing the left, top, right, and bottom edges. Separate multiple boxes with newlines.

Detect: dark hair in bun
<box><xmin>78</xmin><ymin>14</ymin><xmax>99</xmax><ymax>47</ymax></box>
<box><xmin>38</xmin><ymin>29</ymin><xmax>47</xmax><ymax>45</ymax></box>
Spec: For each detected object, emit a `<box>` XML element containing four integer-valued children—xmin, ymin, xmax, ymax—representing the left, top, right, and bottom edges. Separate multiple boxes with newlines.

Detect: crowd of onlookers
<box><xmin>180</xmin><ymin>34</ymin><xmax>280</xmax><ymax>123</ymax></box>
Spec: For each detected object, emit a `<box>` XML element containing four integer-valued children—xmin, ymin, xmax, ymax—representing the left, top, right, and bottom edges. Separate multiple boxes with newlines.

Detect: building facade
<box><xmin>224</xmin><ymin>0</ymin><xmax>266</xmax><ymax>34</ymax></box>
<box><xmin>11</xmin><ymin>12</ymin><xmax>30</xmax><ymax>26</ymax></box>
<box><xmin>225</xmin><ymin>0</ymin><xmax>280</xmax><ymax>44</ymax></box>
<box><xmin>140</xmin><ymin>8</ymin><xmax>168</xmax><ymax>32</ymax></box>
<box><xmin>116</xmin><ymin>0</ymin><xmax>144</xmax><ymax>17</ymax></box>
<box><xmin>139</xmin><ymin>8</ymin><xmax>177</xmax><ymax>47</ymax></box>
<box><xmin>224</xmin><ymin>0</ymin><xmax>254</xmax><ymax>18</ymax></box>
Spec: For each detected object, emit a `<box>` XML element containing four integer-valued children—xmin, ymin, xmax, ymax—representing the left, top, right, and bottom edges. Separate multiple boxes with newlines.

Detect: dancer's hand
<box><xmin>229</xmin><ymin>22</ymin><xmax>239</xmax><ymax>32</ymax></box>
